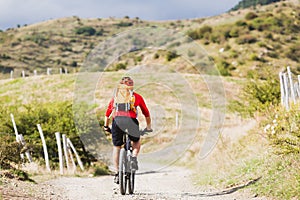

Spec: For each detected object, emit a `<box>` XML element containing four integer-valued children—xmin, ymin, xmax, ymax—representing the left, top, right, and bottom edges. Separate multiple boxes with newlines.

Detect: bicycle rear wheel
<box><xmin>128</xmin><ymin>171</ymin><xmax>135</xmax><ymax>194</ymax></box>
<box><xmin>119</xmin><ymin>148</ymin><xmax>127</xmax><ymax>195</ymax></box>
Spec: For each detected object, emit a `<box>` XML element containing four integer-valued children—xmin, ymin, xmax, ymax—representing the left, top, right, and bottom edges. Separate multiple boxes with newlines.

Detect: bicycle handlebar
<box><xmin>140</xmin><ymin>128</ymin><xmax>153</xmax><ymax>136</ymax></box>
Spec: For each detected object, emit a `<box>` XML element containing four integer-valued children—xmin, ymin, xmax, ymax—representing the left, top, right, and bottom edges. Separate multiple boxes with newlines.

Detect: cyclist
<box><xmin>103</xmin><ymin>76</ymin><xmax>152</xmax><ymax>184</ymax></box>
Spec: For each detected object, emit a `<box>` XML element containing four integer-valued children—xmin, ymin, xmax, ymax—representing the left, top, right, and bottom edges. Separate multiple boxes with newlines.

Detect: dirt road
<box><xmin>45</xmin><ymin>164</ymin><xmax>266</xmax><ymax>200</ymax></box>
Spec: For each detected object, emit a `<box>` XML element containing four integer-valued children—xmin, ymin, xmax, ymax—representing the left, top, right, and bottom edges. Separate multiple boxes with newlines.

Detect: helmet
<box><xmin>120</xmin><ymin>76</ymin><xmax>134</xmax><ymax>86</ymax></box>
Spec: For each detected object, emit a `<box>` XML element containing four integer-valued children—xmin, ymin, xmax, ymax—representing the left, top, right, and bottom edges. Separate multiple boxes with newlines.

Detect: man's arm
<box><xmin>145</xmin><ymin>116</ymin><xmax>152</xmax><ymax>130</ymax></box>
<box><xmin>104</xmin><ymin>116</ymin><xmax>110</xmax><ymax>127</ymax></box>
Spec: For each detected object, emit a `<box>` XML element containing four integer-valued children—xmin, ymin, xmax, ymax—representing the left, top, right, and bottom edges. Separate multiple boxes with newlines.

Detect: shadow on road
<box><xmin>183</xmin><ymin>176</ymin><xmax>262</xmax><ymax>197</ymax></box>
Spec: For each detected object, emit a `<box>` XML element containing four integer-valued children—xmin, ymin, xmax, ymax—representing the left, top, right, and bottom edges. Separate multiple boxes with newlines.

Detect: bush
<box><xmin>92</xmin><ymin>161</ymin><xmax>110</xmax><ymax>176</ymax></box>
<box><xmin>166</xmin><ymin>51</ymin><xmax>179</xmax><ymax>61</ymax></box>
<box><xmin>236</xmin><ymin>34</ymin><xmax>257</xmax><ymax>44</ymax></box>
<box><xmin>0</xmin><ymin>134</ymin><xmax>22</xmax><ymax>169</ymax></box>
<box><xmin>216</xmin><ymin>60</ymin><xmax>233</xmax><ymax>76</ymax></box>
<box><xmin>116</xmin><ymin>21</ymin><xmax>133</xmax><ymax>27</ymax></box>
<box><xmin>245</xmin><ymin>12</ymin><xmax>258</xmax><ymax>20</ymax></box>
<box><xmin>285</xmin><ymin>44</ymin><xmax>300</xmax><ymax>62</ymax></box>
<box><xmin>114</xmin><ymin>63</ymin><xmax>127</xmax><ymax>70</ymax></box>
<box><xmin>187</xmin><ymin>25</ymin><xmax>212</xmax><ymax>40</ymax></box>
<box><xmin>230</xmin><ymin>75</ymin><xmax>280</xmax><ymax>117</ymax></box>
<box><xmin>0</xmin><ymin>102</ymin><xmax>95</xmax><ymax>167</ymax></box>
<box><xmin>263</xmin><ymin>106</ymin><xmax>300</xmax><ymax>154</ymax></box>
<box><xmin>75</xmin><ymin>26</ymin><xmax>96</xmax><ymax>36</ymax></box>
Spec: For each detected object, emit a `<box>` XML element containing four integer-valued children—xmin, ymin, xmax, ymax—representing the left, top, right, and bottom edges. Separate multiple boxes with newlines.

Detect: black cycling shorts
<box><xmin>112</xmin><ymin>116</ymin><xmax>140</xmax><ymax>146</ymax></box>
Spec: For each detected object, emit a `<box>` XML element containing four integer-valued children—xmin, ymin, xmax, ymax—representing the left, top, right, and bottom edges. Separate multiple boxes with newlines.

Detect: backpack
<box><xmin>114</xmin><ymin>83</ymin><xmax>136</xmax><ymax>113</ymax></box>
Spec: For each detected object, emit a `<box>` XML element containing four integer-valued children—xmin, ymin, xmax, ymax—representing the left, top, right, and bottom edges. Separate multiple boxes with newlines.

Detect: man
<box><xmin>103</xmin><ymin>76</ymin><xmax>152</xmax><ymax>184</ymax></box>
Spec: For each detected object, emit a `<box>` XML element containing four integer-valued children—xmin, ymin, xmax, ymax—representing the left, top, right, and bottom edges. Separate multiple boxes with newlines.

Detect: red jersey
<box><xmin>105</xmin><ymin>92</ymin><xmax>150</xmax><ymax>118</ymax></box>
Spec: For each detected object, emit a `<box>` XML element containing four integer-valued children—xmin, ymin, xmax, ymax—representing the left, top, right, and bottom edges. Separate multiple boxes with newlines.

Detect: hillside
<box><xmin>230</xmin><ymin>0</ymin><xmax>282</xmax><ymax>11</ymax></box>
<box><xmin>0</xmin><ymin>0</ymin><xmax>299</xmax><ymax>79</ymax></box>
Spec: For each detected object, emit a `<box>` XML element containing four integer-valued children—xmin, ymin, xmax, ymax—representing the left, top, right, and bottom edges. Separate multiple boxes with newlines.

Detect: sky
<box><xmin>0</xmin><ymin>0</ymin><xmax>241</xmax><ymax>30</ymax></box>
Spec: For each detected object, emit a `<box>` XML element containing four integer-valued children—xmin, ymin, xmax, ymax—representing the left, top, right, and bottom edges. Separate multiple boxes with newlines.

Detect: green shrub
<box><xmin>236</xmin><ymin>34</ymin><xmax>257</xmax><ymax>44</ymax></box>
<box><xmin>187</xmin><ymin>25</ymin><xmax>212</xmax><ymax>40</ymax></box>
<box><xmin>0</xmin><ymin>102</ymin><xmax>95</xmax><ymax>167</ymax></box>
<box><xmin>116</xmin><ymin>21</ymin><xmax>133</xmax><ymax>27</ymax></box>
<box><xmin>166</xmin><ymin>51</ymin><xmax>179</xmax><ymax>61</ymax></box>
<box><xmin>230</xmin><ymin>75</ymin><xmax>280</xmax><ymax>117</ymax></box>
<box><xmin>263</xmin><ymin>106</ymin><xmax>300</xmax><ymax>154</ymax></box>
<box><xmin>285</xmin><ymin>44</ymin><xmax>300</xmax><ymax>62</ymax></box>
<box><xmin>114</xmin><ymin>63</ymin><xmax>127</xmax><ymax>70</ymax></box>
<box><xmin>235</xmin><ymin>20</ymin><xmax>247</xmax><ymax>26</ymax></box>
<box><xmin>75</xmin><ymin>26</ymin><xmax>96</xmax><ymax>36</ymax></box>
<box><xmin>92</xmin><ymin>161</ymin><xmax>110</xmax><ymax>176</ymax></box>
<box><xmin>245</xmin><ymin>12</ymin><xmax>258</xmax><ymax>20</ymax></box>
<box><xmin>0</xmin><ymin>134</ymin><xmax>22</xmax><ymax>169</ymax></box>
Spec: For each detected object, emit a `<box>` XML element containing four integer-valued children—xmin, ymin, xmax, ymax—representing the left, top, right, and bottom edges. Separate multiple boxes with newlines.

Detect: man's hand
<box><xmin>103</xmin><ymin>126</ymin><xmax>111</xmax><ymax>133</ymax></box>
<box><xmin>141</xmin><ymin>128</ymin><xmax>153</xmax><ymax>135</ymax></box>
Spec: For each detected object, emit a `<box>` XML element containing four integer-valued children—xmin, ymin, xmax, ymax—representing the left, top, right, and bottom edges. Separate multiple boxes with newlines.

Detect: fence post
<box><xmin>62</xmin><ymin>134</ymin><xmax>70</xmax><ymax>170</ymax></box>
<box><xmin>287</xmin><ymin>66</ymin><xmax>296</xmax><ymax>104</ymax></box>
<box><xmin>18</xmin><ymin>134</ymin><xmax>33</xmax><ymax>163</ymax></box>
<box><xmin>55</xmin><ymin>132</ymin><xmax>64</xmax><ymax>175</ymax></box>
<box><xmin>283</xmin><ymin>73</ymin><xmax>289</xmax><ymax>110</ymax></box>
<box><xmin>68</xmin><ymin>145</ymin><xmax>76</xmax><ymax>172</ymax></box>
<box><xmin>37</xmin><ymin>124</ymin><xmax>51</xmax><ymax>172</ymax></box>
<box><xmin>279</xmin><ymin>72</ymin><xmax>285</xmax><ymax>106</ymax></box>
<box><xmin>67</xmin><ymin>138</ymin><xmax>84</xmax><ymax>171</ymax></box>
<box><xmin>10</xmin><ymin>113</ymin><xmax>19</xmax><ymax>142</ymax></box>
<box><xmin>10</xmin><ymin>70</ymin><xmax>13</xmax><ymax>79</ymax></box>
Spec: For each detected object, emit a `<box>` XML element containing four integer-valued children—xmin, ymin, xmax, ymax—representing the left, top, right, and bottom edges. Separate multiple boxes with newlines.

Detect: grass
<box><xmin>190</xmin><ymin>122</ymin><xmax>300</xmax><ymax>200</ymax></box>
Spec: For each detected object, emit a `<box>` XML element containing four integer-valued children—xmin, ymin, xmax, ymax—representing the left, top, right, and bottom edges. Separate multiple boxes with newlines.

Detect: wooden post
<box><xmin>10</xmin><ymin>70</ymin><xmax>13</xmax><ymax>79</ymax></box>
<box><xmin>37</xmin><ymin>124</ymin><xmax>51</xmax><ymax>172</ymax></box>
<box><xmin>62</xmin><ymin>134</ymin><xmax>70</xmax><ymax>170</ymax></box>
<box><xmin>68</xmin><ymin>145</ymin><xmax>76</xmax><ymax>172</ymax></box>
<box><xmin>67</xmin><ymin>138</ymin><xmax>84</xmax><ymax>171</ymax></box>
<box><xmin>55</xmin><ymin>132</ymin><xmax>64</xmax><ymax>175</ymax></box>
<box><xmin>18</xmin><ymin>134</ymin><xmax>33</xmax><ymax>163</ymax></box>
<box><xmin>283</xmin><ymin>73</ymin><xmax>289</xmax><ymax>110</ymax></box>
<box><xmin>287</xmin><ymin>66</ymin><xmax>296</xmax><ymax>104</ymax></box>
<box><xmin>34</xmin><ymin>70</ymin><xmax>37</xmax><ymax>76</ymax></box>
<box><xmin>294</xmin><ymin>82</ymin><xmax>300</xmax><ymax>99</ymax></box>
<box><xmin>10</xmin><ymin>113</ymin><xmax>24</xmax><ymax>160</ymax></box>
<box><xmin>10</xmin><ymin>113</ymin><xmax>19</xmax><ymax>142</ymax></box>
<box><xmin>279</xmin><ymin>72</ymin><xmax>285</xmax><ymax>106</ymax></box>
<box><xmin>22</xmin><ymin>70</ymin><xmax>25</xmax><ymax>78</ymax></box>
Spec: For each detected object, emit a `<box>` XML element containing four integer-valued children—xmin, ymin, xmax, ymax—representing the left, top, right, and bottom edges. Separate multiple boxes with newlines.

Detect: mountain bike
<box><xmin>119</xmin><ymin>128</ymin><xmax>151</xmax><ymax>195</ymax></box>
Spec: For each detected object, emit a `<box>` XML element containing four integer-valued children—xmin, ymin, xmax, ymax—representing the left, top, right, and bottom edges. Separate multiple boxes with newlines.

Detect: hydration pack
<box><xmin>114</xmin><ymin>84</ymin><xmax>136</xmax><ymax>113</ymax></box>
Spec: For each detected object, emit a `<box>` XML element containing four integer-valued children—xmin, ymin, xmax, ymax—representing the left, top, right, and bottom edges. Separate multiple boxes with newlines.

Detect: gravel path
<box><xmin>43</xmin><ymin>165</ymin><xmax>266</xmax><ymax>200</ymax></box>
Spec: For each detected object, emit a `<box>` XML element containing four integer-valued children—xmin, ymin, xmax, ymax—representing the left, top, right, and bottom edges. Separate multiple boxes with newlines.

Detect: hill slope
<box><xmin>0</xmin><ymin>0</ymin><xmax>299</xmax><ymax>79</ymax></box>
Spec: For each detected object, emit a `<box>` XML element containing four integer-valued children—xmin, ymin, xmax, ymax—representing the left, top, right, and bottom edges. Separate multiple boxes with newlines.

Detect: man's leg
<box><xmin>131</xmin><ymin>140</ymin><xmax>140</xmax><ymax>170</ymax></box>
<box><xmin>113</xmin><ymin>145</ymin><xmax>121</xmax><ymax>171</ymax></box>
<box><xmin>131</xmin><ymin>140</ymin><xmax>140</xmax><ymax>157</ymax></box>
<box><xmin>113</xmin><ymin>145</ymin><xmax>121</xmax><ymax>184</ymax></box>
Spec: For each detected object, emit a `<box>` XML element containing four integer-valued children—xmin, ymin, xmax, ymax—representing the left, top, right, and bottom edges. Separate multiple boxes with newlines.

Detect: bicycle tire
<box><xmin>119</xmin><ymin>148</ymin><xmax>127</xmax><ymax>195</ymax></box>
<box><xmin>128</xmin><ymin>171</ymin><xmax>135</xmax><ymax>194</ymax></box>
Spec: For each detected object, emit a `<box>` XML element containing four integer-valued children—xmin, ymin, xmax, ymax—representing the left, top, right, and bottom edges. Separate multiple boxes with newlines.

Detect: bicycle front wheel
<box><xmin>119</xmin><ymin>148</ymin><xmax>127</xmax><ymax>195</ymax></box>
